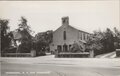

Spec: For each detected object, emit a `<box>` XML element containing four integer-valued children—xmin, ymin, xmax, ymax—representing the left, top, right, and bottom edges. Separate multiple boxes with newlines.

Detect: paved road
<box><xmin>1</xmin><ymin>55</ymin><xmax>120</xmax><ymax>76</ymax></box>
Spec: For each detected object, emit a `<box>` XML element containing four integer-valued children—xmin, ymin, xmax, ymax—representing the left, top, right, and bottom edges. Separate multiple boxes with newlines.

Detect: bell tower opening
<box><xmin>62</xmin><ymin>16</ymin><xmax>69</xmax><ymax>26</ymax></box>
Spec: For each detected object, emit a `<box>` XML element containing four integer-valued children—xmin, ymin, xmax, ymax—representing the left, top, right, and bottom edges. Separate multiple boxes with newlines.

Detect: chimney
<box><xmin>62</xmin><ymin>16</ymin><xmax>69</xmax><ymax>26</ymax></box>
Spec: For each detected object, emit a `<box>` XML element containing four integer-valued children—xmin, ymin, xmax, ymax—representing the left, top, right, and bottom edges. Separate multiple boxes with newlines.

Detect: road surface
<box><xmin>1</xmin><ymin>55</ymin><xmax>120</xmax><ymax>76</ymax></box>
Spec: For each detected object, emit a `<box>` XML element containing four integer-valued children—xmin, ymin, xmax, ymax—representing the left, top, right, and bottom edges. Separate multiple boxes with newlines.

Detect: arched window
<box><xmin>63</xmin><ymin>31</ymin><xmax>66</xmax><ymax>40</ymax></box>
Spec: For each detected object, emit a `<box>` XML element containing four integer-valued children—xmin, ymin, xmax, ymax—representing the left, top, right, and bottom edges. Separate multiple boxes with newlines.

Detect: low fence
<box><xmin>2</xmin><ymin>53</ymin><xmax>31</xmax><ymax>57</ymax></box>
<box><xmin>2</xmin><ymin>50</ymin><xmax>36</xmax><ymax>57</ymax></box>
<box><xmin>55</xmin><ymin>52</ymin><xmax>91</xmax><ymax>58</ymax></box>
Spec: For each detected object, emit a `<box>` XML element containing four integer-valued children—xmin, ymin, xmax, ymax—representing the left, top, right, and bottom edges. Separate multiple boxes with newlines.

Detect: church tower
<box><xmin>62</xmin><ymin>16</ymin><xmax>69</xmax><ymax>26</ymax></box>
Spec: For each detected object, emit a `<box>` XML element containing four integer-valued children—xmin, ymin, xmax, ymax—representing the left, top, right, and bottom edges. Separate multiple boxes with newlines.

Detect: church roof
<box><xmin>54</xmin><ymin>16</ymin><xmax>92</xmax><ymax>35</ymax></box>
<box><xmin>69</xmin><ymin>25</ymin><xmax>91</xmax><ymax>34</ymax></box>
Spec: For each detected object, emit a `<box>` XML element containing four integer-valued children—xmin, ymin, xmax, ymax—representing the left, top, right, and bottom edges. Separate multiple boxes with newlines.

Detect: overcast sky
<box><xmin>0</xmin><ymin>1</ymin><xmax>119</xmax><ymax>35</ymax></box>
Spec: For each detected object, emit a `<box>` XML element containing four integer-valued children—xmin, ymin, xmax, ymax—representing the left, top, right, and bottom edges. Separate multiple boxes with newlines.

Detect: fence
<box><xmin>2</xmin><ymin>53</ymin><xmax>31</xmax><ymax>57</ymax></box>
<box><xmin>55</xmin><ymin>52</ymin><xmax>91</xmax><ymax>58</ymax></box>
<box><xmin>2</xmin><ymin>50</ymin><xmax>36</xmax><ymax>57</ymax></box>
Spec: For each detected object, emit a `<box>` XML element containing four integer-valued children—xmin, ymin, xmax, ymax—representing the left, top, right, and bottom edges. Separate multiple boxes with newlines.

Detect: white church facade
<box><xmin>50</xmin><ymin>16</ymin><xmax>91</xmax><ymax>52</ymax></box>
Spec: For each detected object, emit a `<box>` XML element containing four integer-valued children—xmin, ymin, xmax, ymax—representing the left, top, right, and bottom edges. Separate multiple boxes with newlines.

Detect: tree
<box><xmin>103</xmin><ymin>28</ymin><xmax>114</xmax><ymax>52</ymax></box>
<box><xmin>15</xmin><ymin>16</ymin><xmax>33</xmax><ymax>53</ymax></box>
<box><xmin>0</xmin><ymin>19</ymin><xmax>11</xmax><ymax>52</ymax></box>
<box><xmin>114</xmin><ymin>27</ymin><xmax>120</xmax><ymax>49</ymax></box>
<box><xmin>86</xmin><ymin>28</ymin><xmax>115</xmax><ymax>56</ymax></box>
<box><xmin>18</xmin><ymin>17</ymin><xmax>32</xmax><ymax>41</ymax></box>
<box><xmin>34</xmin><ymin>30</ymin><xmax>53</xmax><ymax>55</ymax></box>
<box><xmin>86</xmin><ymin>31</ymin><xmax>104</xmax><ymax>55</ymax></box>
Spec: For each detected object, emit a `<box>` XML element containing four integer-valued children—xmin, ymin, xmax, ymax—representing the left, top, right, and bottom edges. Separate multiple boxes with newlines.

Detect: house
<box><xmin>50</xmin><ymin>16</ymin><xmax>91</xmax><ymax>53</ymax></box>
<box><xmin>10</xmin><ymin>30</ymin><xmax>22</xmax><ymax>47</ymax></box>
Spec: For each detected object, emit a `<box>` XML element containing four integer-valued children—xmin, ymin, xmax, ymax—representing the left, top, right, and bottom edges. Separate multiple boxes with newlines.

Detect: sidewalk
<box><xmin>95</xmin><ymin>52</ymin><xmax>116</xmax><ymax>58</ymax></box>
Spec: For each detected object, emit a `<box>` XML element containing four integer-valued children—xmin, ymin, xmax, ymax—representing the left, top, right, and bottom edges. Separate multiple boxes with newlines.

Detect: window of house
<box><xmin>86</xmin><ymin>34</ymin><xmax>89</xmax><ymax>40</ymax></box>
<box><xmin>79</xmin><ymin>32</ymin><xmax>82</xmax><ymax>40</ymax></box>
<box><xmin>87</xmin><ymin>35</ymin><xmax>89</xmax><ymax>40</ymax></box>
<box><xmin>63</xmin><ymin>31</ymin><xmax>66</xmax><ymax>40</ymax></box>
<box><xmin>84</xmin><ymin>33</ymin><xmax>86</xmax><ymax>40</ymax></box>
<box><xmin>81</xmin><ymin>32</ymin><xmax>82</xmax><ymax>40</ymax></box>
<box><xmin>86</xmin><ymin>34</ymin><xmax>88</xmax><ymax>40</ymax></box>
<box><xmin>82</xmin><ymin>33</ymin><xmax>83</xmax><ymax>40</ymax></box>
<box><xmin>85</xmin><ymin>34</ymin><xmax>87</xmax><ymax>40</ymax></box>
<box><xmin>82</xmin><ymin>33</ymin><xmax>84</xmax><ymax>40</ymax></box>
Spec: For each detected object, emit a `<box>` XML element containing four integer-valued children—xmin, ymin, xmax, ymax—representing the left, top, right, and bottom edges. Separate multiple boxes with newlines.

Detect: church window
<box><xmin>63</xmin><ymin>31</ymin><xmax>66</xmax><ymax>40</ymax></box>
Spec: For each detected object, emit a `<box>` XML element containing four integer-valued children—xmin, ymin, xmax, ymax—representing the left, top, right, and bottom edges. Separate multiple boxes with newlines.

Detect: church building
<box><xmin>50</xmin><ymin>16</ymin><xmax>91</xmax><ymax>52</ymax></box>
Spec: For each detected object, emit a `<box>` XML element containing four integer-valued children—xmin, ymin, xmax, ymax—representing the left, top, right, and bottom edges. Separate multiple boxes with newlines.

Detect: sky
<box><xmin>0</xmin><ymin>1</ymin><xmax>119</xmax><ymax>35</ymax></box>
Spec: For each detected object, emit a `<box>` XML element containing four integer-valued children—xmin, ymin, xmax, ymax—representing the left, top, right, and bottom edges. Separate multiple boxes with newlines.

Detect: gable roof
<box><xmin>53</xmin><ymin>25</ymin><xmax>62</xmax><ymax>34</ymax></box>
<box><xmin>12</xmin><ymin>31</ymin><xmax>22</xmax><ymax>40</ymax></box>
<box><xmin>68</xmin><ymin>25</ymin><xmax>91</xmax><ymax>34</ymax></box>
<box><xmin>53</xmin><ymin>25</ymin><xmax>91</xmax><ymax>35</ymax></box>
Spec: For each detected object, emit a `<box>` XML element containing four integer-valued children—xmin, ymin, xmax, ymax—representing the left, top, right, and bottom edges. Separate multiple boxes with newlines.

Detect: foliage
<box><xmin>0</xmin><ymin>19</ymin><xmax>11</xmax><ymax>52</ymax></box>
<box><xmin>35</xmin><ymin>30</ymin><xmax>53</xmax><ymax>44</ymax></box>
<box><xmin>16</xmin><ymin>17</ymin><xmax>33</xmax><ymax>53</ymax></box>
<box><xmin>103</xmin><ymin>28</ymin><xmax>114</xmax><ymax>52</ymax></box>
<box><xmin>18</xmin><ymin>41</ymin><xmax>32</xmax><ymax>53</ymax></box>
<box><xmin>70</xmin><ymin>41</ymin><xmax>84</xmax><ymax>53</ymax></box>
<box><xmin>34</xmin><ymin>30</ymin><xmax>53</xmax><ymax>55</ymax></box>
<box><xmin>86</xmin><ymin>31</ymin><xmax>103</xmax><ymax>51</ymax></box>
<box><xmin>86</xmin><ymin>28</ymin><xmax>115</xmax><ymax>55</ymax></box>
<box><xmin>114</xmin><ymin>27</ymin><xmax>120</xmax><ymax>49</ymax></box>
<box><xmin>18</xmin><ymin>17</ymin><xmax>32</xmax><ymax>42</ymax></box>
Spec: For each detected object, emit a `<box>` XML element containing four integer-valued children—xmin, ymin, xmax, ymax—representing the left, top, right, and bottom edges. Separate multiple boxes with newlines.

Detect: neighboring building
<box><xmin>10</xmin><ymin>30</ymin><xmax>22</xmax><ymax>47</ymax></box>
<box><xmin>50</xmin><ymin>16</ymin><xmax>91</xmax><ymax>52</ymax></box>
